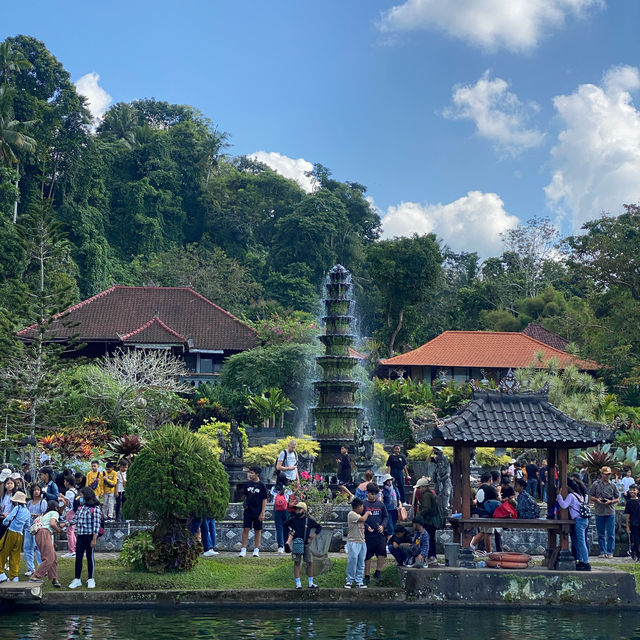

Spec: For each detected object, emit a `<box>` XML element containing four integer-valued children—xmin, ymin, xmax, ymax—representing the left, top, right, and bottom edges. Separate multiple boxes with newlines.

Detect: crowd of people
<box><xmin>0</xmin><ymin>454</ymin><xmax>127</xmax><ymax>590</ymax></box>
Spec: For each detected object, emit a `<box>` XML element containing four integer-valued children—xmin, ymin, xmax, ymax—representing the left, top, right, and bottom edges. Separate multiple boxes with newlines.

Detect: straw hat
<box><xmin>294</xmin><ymin>502</ymin><xmax>308</xmax><ymax>512</ymax></box>
<box><xmin>11</xmin><ymin>491</ymin><xmax>27</xmax><ymax>504</ymax></box>
<box><xmin>414</xmin><ymin>476</ymin><xmax>431</xmax><ymax>489</ymax></box>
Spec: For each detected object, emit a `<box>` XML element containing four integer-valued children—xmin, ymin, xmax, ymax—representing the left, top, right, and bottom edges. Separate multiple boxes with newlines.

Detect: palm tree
<box><xmin>98</xmin><ymin>103</ymin><xmax>138</xmax><ymax>148</ymax></box>
<box><xmin>0</xmin><ymin>85</ymin><xmax>36</xmax><ymax>222</ymax></box>
<box><xmin>0</xmin><ymin>41</ymin><xmax>32</xmax><ymax>85</ymax></box>
<box><xmin>246</xmin><ymin>388</ymin><xmax>295</xmax><ymax>429</ymax></box>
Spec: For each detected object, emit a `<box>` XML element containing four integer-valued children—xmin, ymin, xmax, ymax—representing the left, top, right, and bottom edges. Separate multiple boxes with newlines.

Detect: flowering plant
<box><xmin>290</xmin><ymin>474</ymin><xmax>348</xmax><ymax>522</ymax></box>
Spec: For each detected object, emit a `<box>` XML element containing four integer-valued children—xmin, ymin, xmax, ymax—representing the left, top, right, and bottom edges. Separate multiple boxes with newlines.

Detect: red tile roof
<box><xmin>521</xmin><ymin>323</ymin><xmax>569</xmax><ymax>351</ymax></box>
<box><xmin>18</xmin><ymin>286</ymin><xmax>257</xmax><ymax>351</ymax></box>
<box><xmin>380</xmin><ymin>331</ymin><xmax>599</xmax><ymax>370</ymax></box>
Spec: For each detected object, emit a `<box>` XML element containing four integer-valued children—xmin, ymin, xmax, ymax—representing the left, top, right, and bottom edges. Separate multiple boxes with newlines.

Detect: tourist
<box><xmin>39</xmin><ymin>467</ymin><xmax>59</xmax><ymax>502</ymax></box>
<box><xmin>74</xmin><ymin>472</ymin><xmax>86</xmax><ymax>489</ymax></box>
<box><xmin>275</xmin><ymin>440</ymin><xmax>299</xmax><ymax>489</ymax></box>
<box><xmin>363</xmin><ymin>482</ymin><xmax>389</xmax><ymax>585</ymax></box>
<box><xmin>336</xmin><ymin>445</ymin><xmax>352</xmax><ymax>486</ymax></box>
<box><xmin>273</xmin><ymin>486</ymin><xmax>289</xmax><ymax>554</ymax></box>
<box><xmin>11</xmin><ymin>472</ymin><xmax>25</xmax><ymax>494</ymax></box>
<box><xmin>387</xmin><ymin>525</ymin><xmax>410</xmax><ymax>565</ymax></box>
<box><xmin>1</xmin><ymin>475</ymin><xmax>16</xmax><ymax>518</ymax></box>
<box><xmin>625</xmin><ymin>484</ymin><xmax>640</xmax><ymax>562</ymax></box>
<box><xmin>285</xmin><ymin>501</ymin><xmax>320</xmax><ymax>589</ymax></box>
<box><xmin>68</xmin><ymin>487</ymin><xmax>102</xmax><ymax>589</ymax></box>
<box><xmin>414</xmin><ymin>477</ymin><xmax>440</xmax><ymax>567</ymax></box>
<box><xmin>621</xmin><ymin>468</ymin><xmax>635</xmax><ymax>499</ymax></box>
<box><xmin>21</xmin><ymin>462</ymin><xmax>32</xmax><ymax>485</ymax></box>
<box><xmin>86</xmin><ymin>460</ymin><xmax>103</xmax><ymax>497</ymax></box>
<box><xmin>60</xmin><ymin>475</ymin><xmax>78</xmax><ymax>558</ymax></box>
<box><xmin>499</xmin><ymin>465</ymin><xmax>511</xmax><ymax>487</ymax></box>
<box><xmin>239</xmin><ymin>466</ymin><xmax>267</xmax><ymax>558</ymax></box>
<box><xmin>30</xmin><ymin>499</ymin><xmax>63</xmax><ymax>587</ymax></box>
<box><xmin>525</xmin><ymin>459</ymin><xmax>539</xmax><ymax>499</ymax></box>
<box><xmin>24</xmin><ymin>484</ymin><xmax>47</xmax><ymax>575</ymax></box>
<box><xmin>514</xmin><ymin>462</ymin><xmax>524</xmax><ymax>481</ymax></box>
<box><xmin>399</xmin><ymin>516</ymin><xmax>429</xmax><ymax>568</ymax></box>
<box><xmin>539</xmin><ymin>459</ymin><xmax>549</xmax><ymax>503</ymax></box>
<box><xmin>557</xmin><ymin>477</ymin><xmax>591</xmax><ymax>571</ymax></box>
<box><xmin>101</xmin><ymin>461</ymin><xmax>117</xmax><ymax>521</ymax></box>
<box><xmin>469</xmin><ymin>472</ymin><xmax>499</xmax><ymax>553</ymax></box>
<box><xmin>386</xmin><ymin>445</ymin><xmax>410</xmax><ymax>504</ymax></box>
<box><xmin>345</xmin><ymin>498</ymin><xmax>370</xmax><ymax>588</ymax></box>
<box><xmin>589</xmin><ymin>466</ymin><xmax>619</xmax><ymax>559</ymax></box>
<box><xmin>353</xmin><ymin>470</ymin><xmax>375</xmax><ymax>501</ymax></box>
<box><xmin>493</xmin><ymin>485</ymin><xmax>518</xmax><ymax>519</ymax></box>
<box><xmin>514</xmin><ymin>478</ymin><xmax>541</xmax><ymax>518</ymax></box>
<box><xmin>116</xmin><ymin>459</ymin><xmax>128</xmax><ymax>521</ymax></box>
<box><xmin>381</xmin><ymin>474</ymin><xmax>401</xmax><ymax>537</ymax></box>
<box><xmin>0</xmin><ymin>491</ymin><xmax>29</xmax><ymax>582</ymax></box>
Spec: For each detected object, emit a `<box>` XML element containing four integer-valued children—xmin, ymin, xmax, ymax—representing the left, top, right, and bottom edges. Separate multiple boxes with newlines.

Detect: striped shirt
<box><xmin>70</xmin><ymin>504</ymin><xmax>102</xmax><ymax>535</ymax></box>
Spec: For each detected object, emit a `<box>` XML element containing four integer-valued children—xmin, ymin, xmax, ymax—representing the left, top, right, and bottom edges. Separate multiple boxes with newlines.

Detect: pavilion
<box><xmin>410</xmin><ymin>370</ymin><xmax>615</xmax><ymax>568</ymax></box>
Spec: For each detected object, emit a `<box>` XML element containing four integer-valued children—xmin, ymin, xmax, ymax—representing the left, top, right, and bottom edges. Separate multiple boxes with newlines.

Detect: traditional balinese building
<box><xmin>521</xmin><ymin>322</ymin><xmax>569</xmax><ymax>351</ymax></box>
<box><xmin>378</xmin><ymin>330</ymin><xmax>599</xmax><ymax>383</ymax></box>
<box><xmin>17</xmin><ymin>286</ymin><xmax>258</xmax><ymax>386</ymax></box>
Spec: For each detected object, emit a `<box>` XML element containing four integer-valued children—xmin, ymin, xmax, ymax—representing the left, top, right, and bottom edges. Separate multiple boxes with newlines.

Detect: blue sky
<box><xmin>3</xmin><ymin>1</ymin><xmax>639</xmax><ymax>256</ymax></box>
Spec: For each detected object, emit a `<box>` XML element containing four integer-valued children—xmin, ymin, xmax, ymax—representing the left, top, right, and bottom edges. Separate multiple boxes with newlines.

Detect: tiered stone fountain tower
<box><xmin>312</xmin><ymin>265</ymin><xmax>363</xmax><ymax>463</ymax></box>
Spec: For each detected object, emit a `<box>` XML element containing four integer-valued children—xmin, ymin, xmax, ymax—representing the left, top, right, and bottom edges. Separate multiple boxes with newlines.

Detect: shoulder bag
<box><xmin>292</xmin><ymin>517</ymin><xmax>308</xmax><ymax>555</ymax></box>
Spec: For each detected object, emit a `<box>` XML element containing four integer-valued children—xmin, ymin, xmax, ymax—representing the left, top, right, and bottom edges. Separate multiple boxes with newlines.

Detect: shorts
<box><xmin>243</xmin><ymin>512</ymin><xmax>263</xmax><ymax>530</ymax></box>
<box><xmin>293</xmin><ymin>543</ymin><xmax>312</xmax><ymax>564</ymax></box>
<box><xmin>365</xmin><ymin>533</ymin><xmax>388</xmax><ymax>560</ymax></box>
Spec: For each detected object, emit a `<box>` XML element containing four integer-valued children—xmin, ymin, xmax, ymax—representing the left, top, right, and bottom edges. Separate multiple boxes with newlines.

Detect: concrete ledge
<box><xmin>400</xmin><ymin>566</ymin><xmax>639</xmax><ymax>605</ymax></box>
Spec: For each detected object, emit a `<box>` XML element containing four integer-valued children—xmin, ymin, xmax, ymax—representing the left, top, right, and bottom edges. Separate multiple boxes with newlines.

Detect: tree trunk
<box><xmin>12</xmin><ymin>162</ymin><xmax>19</xmax><ymax>223</ymax></box>
<box><xmin>388</xmin><ymin>308</ymin><xmax>404</xmax><ymax>357</ymax></box>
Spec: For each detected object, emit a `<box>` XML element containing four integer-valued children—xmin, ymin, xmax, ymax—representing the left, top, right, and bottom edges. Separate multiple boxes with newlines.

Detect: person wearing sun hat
<box><xmin>588</xmin><ymin>466</ymin><xmax>619</xmax><ymax>558</ymax></box>
<box><xmin>285</xmin><ymin>501</ymin><xmax>321</xmax><ymax>589</ymax></box>
<box><xmin>0</xmin><ymin>491</ymin><xmax>30</xmax><ymax>582</ymax></box>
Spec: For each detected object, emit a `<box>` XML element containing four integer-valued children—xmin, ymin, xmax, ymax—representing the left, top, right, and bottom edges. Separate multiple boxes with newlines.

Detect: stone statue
<box><xmin>432</xmin><ymin>446</ymin><xmax>452</xmax><ymax>514</ymax></box>
<box><xmin>229</xmin><ymin>420</ymin><xmax>244</xmax><ymax>460</ymax></box>
<box><xmin>355</xmin><ymin>420</ymin><xmax>374</xmax><ymax>461</ymax></box>
<box><xmin>217</xmin><ymin>429</ymin><xmax>229</xmax><ymax>463</ymax></box>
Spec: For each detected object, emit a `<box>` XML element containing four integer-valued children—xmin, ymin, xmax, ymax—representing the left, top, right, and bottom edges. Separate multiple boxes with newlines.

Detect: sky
<box><xmin>3</xmin><ymin>1</ymin><xmax>640</xmax><ymax>257</ymax></box>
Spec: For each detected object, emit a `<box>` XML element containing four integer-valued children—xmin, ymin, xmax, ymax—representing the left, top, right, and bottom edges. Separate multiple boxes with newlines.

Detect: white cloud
<box><xmin>380</xmin><ymin>191</ymin><xmax>520</xmax><ymax>256</ymax></box>
<box><xmin>75</xmin><ymin>72</ymin><xmax>112</xmax><ymax>121</ymax></box>
<box><xmin>379</xmin><ymin>0</ymin><xmax>603</xmax><ymax>52</ymax></box>
<box><xmin>444</xmin><ymin>71</ymin><xmax>544</xmax><ymax>154</ymax></box>
<box><xmin>545</xmin><ymin>65</ymin><xmax>640</xmax><ymax>229</ymax></box>
<box><xmin>250</xmin><ymin>151</ymin><xmax>315</xmax><ymax>192</ymax></box>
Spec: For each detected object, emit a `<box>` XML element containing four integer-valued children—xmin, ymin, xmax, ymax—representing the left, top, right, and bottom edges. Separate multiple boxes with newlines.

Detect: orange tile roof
<box><xmin>380</xmin><ymin>331</ymin><xmax>599</xmax><ymax>370</ymax></box>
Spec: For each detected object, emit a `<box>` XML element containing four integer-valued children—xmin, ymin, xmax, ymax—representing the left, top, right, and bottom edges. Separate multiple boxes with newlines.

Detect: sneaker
<box><xmin>296</xmin><ymin>585</ymin><xmax>302</xmax><ymax>589</ymax></box>
<box><xmin>363</xmin><ymin>575</ymin><xmax>370</xmax><ymax>586</ymax></box>
<box><xmin>357</xmin><ymin>583</ymin><xmax>368</xmax><ymax>589</ymax></box>
<box><xmin>24</xmin><ymin>570</ymin><xmax>33</xmax><ymax>576</ymax></box>
<box><xmin>308</xmin><ymin>583</ymin><xmax>319</xmax><ymax>589</ymax></box>
<box><xmin>0</xmin><ymin>573</ymin><xmax>7</xmax><ymax>583</ymax></box>
<box><xmin>87</xmin><ymin>578</ymin><xmax>96</xmax><ymax>589</ymax></box>
<box><xmin>373</xmin><ymin>570</ymin><xmax>382</xmax><ymax>580</ymax></box>
<box><xmin>61</xmin><ymin>553</ymin><xmax>75</xmax><ymax>559</ymax></box>
<box><xmin>68</xmin><ymin>578</ymin><xmax>82</xmax><ymax>589</ymax></box>
<box><xmin>277</xmin><ymin>547</ymin><xmax>285</xmax><ymax>554</ymax></box>
<box><xmin>202</xmin><ymin>550</ymin><xmax>218</xmax><ymax>557</ymax></box>
<box><xmin>11</xmin><ymin>577</ymin><xmax>19</xmax><ymax>582</ymax></box>
<box><xmin>344</xmin><ymin>583</ymin><xmax>352</xmax><ymax>589</ymax></box>
<box><xmin>606</xmin><ymin>554</ymin><xmax>614</xmax><ymax>559</ymax></box>
<box><xmin>52</xmin><ymin>581</ymin><xmax>62</xmax><ymax>588</ymax></box>
<box><xmin>238</xmin><ymin>548</ymin><xmax>246</xmax><ymax>558</ymax></box>
<box><xmin>253</xmin><ymin>548</ymin><xmax>260</xmax><ymax>557</ymax></box>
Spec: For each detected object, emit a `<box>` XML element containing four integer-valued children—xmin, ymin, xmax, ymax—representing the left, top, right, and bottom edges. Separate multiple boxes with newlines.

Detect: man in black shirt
<box><xmin>336</xmin><ymin>445</ymin><xmax>352</xmax><ymax>485</ymax></box>
<box><xmin>239</xmin><ymin>466</ymin><xmax>267</xmax><ymax>558</ymax></box>
<box><xmin>363</xmin><ymin>483</ymin><xmax>389</xmax><ymax>585</ymax></box>
<box><xmin>525</xmin><ymin>460</ymin><xmax>539</xmax><ymax>500</ymax></box>
<box><xmin>386</xmin><ymin>445</ymin><xmax>409</xmax><ymax>503</ymax></box>
<box><xmin>470</xmin><ymin>472</ymin><xmax>499</xmax><ymax>553</ymax></box>
<box><xmin>625</xmin><ymin>484</ymin><xmax>640</xmax><ymax>561</ymax></box>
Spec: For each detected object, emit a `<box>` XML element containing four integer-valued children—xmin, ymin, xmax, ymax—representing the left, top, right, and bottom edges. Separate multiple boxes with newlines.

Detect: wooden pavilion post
<box><xmin>546</xmin><ymin>447</ymin><xmax>557</xmax><ymax>552</ymax></box>
<box><xmin>452</xmin><ymin>445</ymin><xmax>463</xmax><ymax>543</ymax></box>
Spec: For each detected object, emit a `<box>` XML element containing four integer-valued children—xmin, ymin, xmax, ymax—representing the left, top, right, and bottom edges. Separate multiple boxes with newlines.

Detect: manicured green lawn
<box><xmin>29</xmin><ymin>556</ymin><xmax>401</xmax><ymax>592</ymax></box>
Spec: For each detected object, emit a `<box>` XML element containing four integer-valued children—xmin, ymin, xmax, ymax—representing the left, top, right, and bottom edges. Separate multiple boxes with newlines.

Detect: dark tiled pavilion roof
<box><xmin>18</xmin><ymin>286</ymin><xmax>257</xmax><ymax>351</ymax></box>
<box><xmin>413</xmin><ymin>390</ymin><xmax>614</xmax><ymax>449</ymax></box>
<box><xmin>521</xmin><ymin>323</ymin><xmax>569</xmax><ymax>352</ymax></box>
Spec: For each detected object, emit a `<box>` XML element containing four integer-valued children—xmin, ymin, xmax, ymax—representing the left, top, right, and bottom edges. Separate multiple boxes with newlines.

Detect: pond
<box><xmin>3</xmin><ymin>607</ymin><xmax>640</xmax><ymax>640</ymax></box>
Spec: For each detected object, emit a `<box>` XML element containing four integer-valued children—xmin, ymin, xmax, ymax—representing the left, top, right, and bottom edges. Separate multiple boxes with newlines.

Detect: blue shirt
<box><xmin>412</xmin><ymin>528</ymin><xmax>430</xmax><ymax>558</ymax></box>
<box><xmin>3</xmin><ymin>504</ymin><xmax>30</xmax><ymax>533</ymax></box>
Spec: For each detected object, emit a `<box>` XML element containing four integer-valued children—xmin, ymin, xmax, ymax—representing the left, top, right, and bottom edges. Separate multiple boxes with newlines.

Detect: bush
<box><xmin>144</xmin><ymin>521</ymin><xmax>203</xmax><ymax>573</ymax></box>
<box><xmin>119</xmin><ymin>530</ymin><xmax>155</xmax><ymax>570</ymax></box>
<box><xmin>372</xmin><ymin>443</ymin><xmax>388</xmax><ymax>471</ymax></box>
<box><xmin>407</xmin><ymin>443</ymin><xmax>454</xmax><ymax>461</ymax></box>
<box><xmin>243</xmin><ymin>436</ymin><xmax>320</xmax><ymax>468</ymax></box>
<box><xmin>197</xmin><ymin>418</ymin><xmax>248</xmax><ymax>458</ymax></box>
<box><xmin>473</xmin><ymin>448</ymin><xmax>512</xmax><ymax>468</ymax></box>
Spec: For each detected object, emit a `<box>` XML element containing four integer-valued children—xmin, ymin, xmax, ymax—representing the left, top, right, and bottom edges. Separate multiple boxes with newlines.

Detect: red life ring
<box><xmin>488</xmin><ymin>552</ymin><xmax>531</xmax><ymax>563</ymax></box>
<box><xmin>485</xmin><ymin>559</ymin><xmax>529</xmax><ymax>569</ymax></box>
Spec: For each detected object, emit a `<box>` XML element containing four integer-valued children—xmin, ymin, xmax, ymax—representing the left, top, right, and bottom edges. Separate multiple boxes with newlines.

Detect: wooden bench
<box><xmin>447</xmin><ymin>517</ymin><xmax>575</xmax><ymax>566</ymax></box>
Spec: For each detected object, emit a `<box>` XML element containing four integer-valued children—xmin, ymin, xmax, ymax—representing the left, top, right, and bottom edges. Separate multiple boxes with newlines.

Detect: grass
<box><xmin>591</xmin><ymin>560</ymin><xmax>640</xmax><ymax>591</ymax></box>
<box><xmin>27</xmin><ymin>556</ymin><xmax>401</xmax><ymax>592</ymax></box>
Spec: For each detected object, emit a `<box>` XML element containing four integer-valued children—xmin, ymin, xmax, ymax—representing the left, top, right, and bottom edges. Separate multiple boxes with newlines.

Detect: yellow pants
<box><xmin>0</xmin><ymin>529</ymin><xmax>24</xmax><ymax>579</ymax></box>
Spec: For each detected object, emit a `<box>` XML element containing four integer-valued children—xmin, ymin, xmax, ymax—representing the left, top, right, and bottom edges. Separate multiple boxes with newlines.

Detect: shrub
<box><xmin>372</xmin><ymin>443</ymin><xmax>388</xmax><ymax>470</ymax></box>
<box><xmin>407</xmin><ymin>443</ymin><xmax>454</xmax><ymax>461</ymax></box>
<box><xmin>144</xmin><ymin>521</ymin><xmax>203</xmax><ymax>573</ymax></box>
<box><xmin>119</xmin><ymin>530</ymin><xmax>155</xmax><ymax>569</ymax></box>
<box><xmin>473</xmin><ymin>448</ymin><xmax>512</xmax><ymax>468</ymax></box>
<box><xmin>244</xmin><ymin>436</ymin><xmax>321</xmax><ymax>468</ymax></box>
<box><xmin>197</xmin><ymin>418</ymin><xmax>249</xmax><ymax>457</ymax></box>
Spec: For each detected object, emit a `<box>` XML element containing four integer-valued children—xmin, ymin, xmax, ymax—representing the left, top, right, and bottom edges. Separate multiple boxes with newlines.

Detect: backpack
<box><xmin>482</xmin><ymin>499</ymin><xmax>502</xmax><ymax>517</ymax></box>
<box><xmin>274</xmin><ymin>493</ymin><xmax>288</xmax><ymax>512</ymax></box>
<box><xmin>275</xmin><ymin>450</ymin><xmax>297</xmax><ymax>472</ymax></box>
<box><xmin>30</xmin><ymin>515</ymin><xmax>43</xmax><ymax>535</ymax></box>
<box><xmin>90</xmin><ymin>506</ymin><xmax>105</xmax><ymax>537</ymax></box>
<box><xmin>518</xmin><ymin>492</ymin><xmax>541</xmax><ymax>519</ymax></box>
<box><xmin>574</xmin><ymin>493</ymin><xmax>591</xmax><ymax>519</ymax></box>
<box><xmin>494</xmin><ymin>501</ymin><xmax>517</xmax><ymax>519</ymax></box>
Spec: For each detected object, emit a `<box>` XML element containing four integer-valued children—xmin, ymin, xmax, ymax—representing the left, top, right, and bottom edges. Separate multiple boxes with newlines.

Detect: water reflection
<box><xmin>3</xmin><ymin>608</ymin><xmax>640</xmax><ymax>640</ymax></box>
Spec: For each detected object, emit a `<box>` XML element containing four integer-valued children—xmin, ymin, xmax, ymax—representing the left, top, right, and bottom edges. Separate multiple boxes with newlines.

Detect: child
<box><xmin>387</xmin><ymin>525</ymin><xmax>410</xmax><ymax>566</ymax></box>
<box><xmin>381</xmin><ymin>475</ymin><xmax>401</xmax><ymax>537</ymax></box>
<box><xmin>625</xmin><ymin>484</ymin><xmax>640</xmax><ymax>561</ymax></box>
<box><xmin>60</xmin><ymin>475</ymin><xmax>78</xmax><ymax>558</ymax></box>
<box><xmin>0</xmin><ymin>491</ymin><xmax>30</xmax><ymax>582</ymax></box>
<box><xmin>402</xmin><ymin>516</ymin><xmax>429</xmax><ymax>568</ymax></box>
<box><xmin>116</xmin><ymin>460</ymin><xmax>128</xmax><ymax>521</ymax></box>
<box><xmin>285</xmin><ymin>501</ymin><xmax>321</xmax><ymax>589</ymax></box>
<box><xmin>345</xmin><ymin>498</ymin><xmax>371</xmax><ymax>588</ymax></box>
<box><xmin>39</xmin><ymin>467</ymin><xmax>59</xmax><ymax>502</ymax></box>
<box><xmin>24</xmin><ymin>484</ymin><xmax>47</xmax><ymax>575</ymax></box>
<box><xmin>30</xmin><ymin>500</ymin><xmax>64</xmax><ymax>587</ymax></box>
<box><xmin>68</xmin><ymin>487</ymin><xmax>102</xmax><ymax>589</ymax></box>
<box><xmin>85</xmin><ymin>461</ymin><xmax>103</xmax><ymax>498</ymax></box>
<box><xmin>1</xmin><ymin>476</ymin><xmax>15</xmax><ymax>517</ymax></box>
<box><xmin>239</xmin><ymin>466</ymin><xmax>267</xmax><ymax>558</ymax></box>
<box><xmin>273</xmin><ymin>486</ymin><xmax>289</xmax><ymax>554</ymax></box>
<box><xmin>101</xmin><ymin>461</ymin><xmax>117</xmax><ymax>521</ymax></box>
